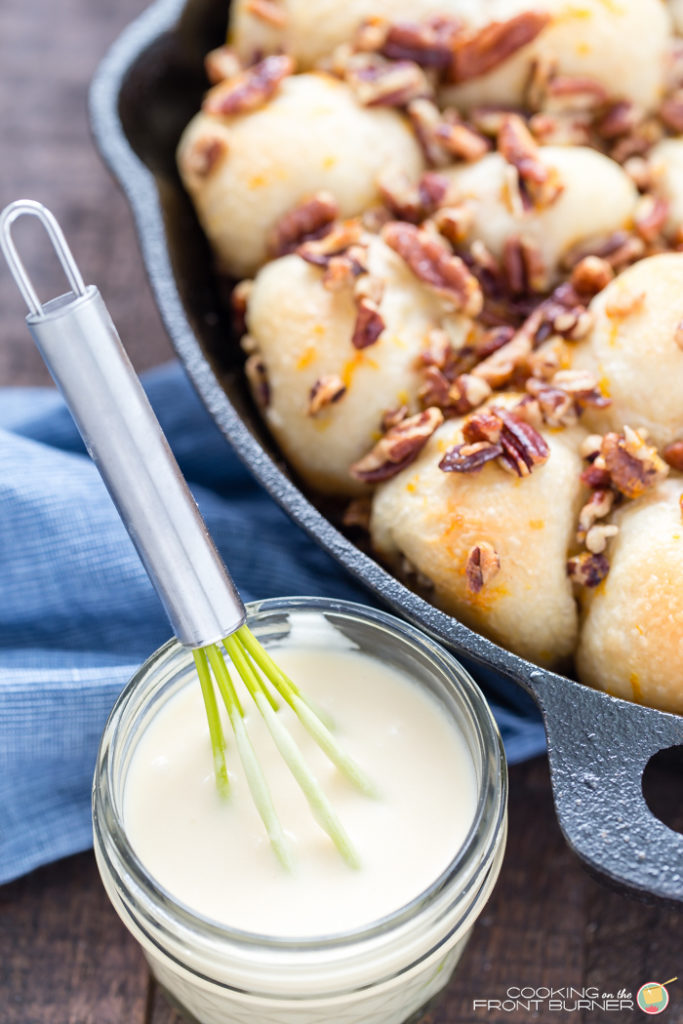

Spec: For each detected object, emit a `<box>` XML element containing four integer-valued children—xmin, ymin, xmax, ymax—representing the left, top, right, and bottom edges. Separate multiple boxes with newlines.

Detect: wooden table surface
<box><xmin>1</xmin><ymin>1</ymin><xmax>683</xmax><ymax>1022</ymax></box>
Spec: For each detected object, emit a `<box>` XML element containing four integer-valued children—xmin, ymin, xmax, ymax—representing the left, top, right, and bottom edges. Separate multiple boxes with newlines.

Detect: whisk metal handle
<box><xmin>0</xmin><ymin>199</ymin><xmax>245</xmax><ymax>648</ymax></box>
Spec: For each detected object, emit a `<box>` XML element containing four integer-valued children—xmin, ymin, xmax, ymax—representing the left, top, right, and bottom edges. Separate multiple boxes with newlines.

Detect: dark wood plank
<box><xmin>0</xmin><ymin>0</ymin><xmax>173</xmax><ymax>386</ymax></box>
<box><xmin>0</xmin><ymin>852</ymin><xmax>149</xmax><ymax>1024</ymax></box>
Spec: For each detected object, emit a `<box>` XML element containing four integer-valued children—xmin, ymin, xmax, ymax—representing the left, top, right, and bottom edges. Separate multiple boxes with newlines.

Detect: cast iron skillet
<box><xmin>90</xmin><ymin>0</ymin><xmax>683</xmax><ymax>903</ymax></box>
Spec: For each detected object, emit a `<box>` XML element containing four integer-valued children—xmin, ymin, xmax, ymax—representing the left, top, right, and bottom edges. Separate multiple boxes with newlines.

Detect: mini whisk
<box><xmin>0</xmin><ymin>199</ymin><xmax>374</xmax><ymax>870</ymax></box>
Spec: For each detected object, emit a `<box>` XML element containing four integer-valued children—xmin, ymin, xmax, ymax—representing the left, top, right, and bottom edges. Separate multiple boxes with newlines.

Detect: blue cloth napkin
<box><xmin>0</xmin><ymin>362</ymin><xmax>545</xmax><ymax>884</ymax></box>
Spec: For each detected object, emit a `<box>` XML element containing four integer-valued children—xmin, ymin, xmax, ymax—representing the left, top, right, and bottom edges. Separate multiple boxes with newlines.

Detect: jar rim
<box><xmin>93</xmin><ymin>596</ymin><xmax>507</xmax><ymax>959</ymax></box>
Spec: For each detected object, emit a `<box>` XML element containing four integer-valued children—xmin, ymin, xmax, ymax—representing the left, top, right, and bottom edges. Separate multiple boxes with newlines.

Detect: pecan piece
<box><xmin>342</xmin><ymin>497</ymin><xmax>372</xmax><ymax>531</ymax></box>
<box><xmin>439</xmin><ymin>440</ymin><xmax>503</xmax><ymax>474</ymax></box>
<box><xmin>633</xmin><ymin>194</ymin><xmax>668</xmax><ymax>243</ymax></box>
<box><xmin>602</xmin><ymin>427</ymin><xmax>669</xmax><ymax>499</ymax></box>
<box><xmin>449</xmin><ymin>11</ymin><xmax>550</xmax><ymax>84</ymax></box>
<box><xmin>350</xmin><ymin>407</ymin><xmax>444</xmax><ymax>482</ymax></box>
<box><xmin>308</xmin><ymin>375</ymin><xmax>347</xmax><ymax>416</ymax></box>
<box><xmin>378</xmin><ymin>169</ymin><xmax>449</xmax><ymax>223</ymax></box>
<box><xmin>382</xmin><ymin>221</ymin><xmax>483</xmax><ymax>316</ymax></box>
<box><xmin>183</xmin><ymin>136</ymin><xmax>229</xmax><ymax>181</ymax></box>
<box><xmin>497</xmin><ymin>410</ymin><xmax>549</xmax><ymax>477</ymax></box>
<box><xmin>245</xmin><ymin>354</ymin><xmax>270</xmax><ymax>407</ymax></box>
<box><xmin>498</xmin><ymin>114</ymin><xmax>564</xmax><ymax>209</ymax></box>
<box><xmin>380</xmin><ymin>17</ymin><xmax>461</xmax><ymax>71</ymax></box>
<box><xmin>231</xmin><ymin>279</ymin><xmax>253</xmax><ymax>336</ymax></box>
<box><xmin>570</xmin><ymin>256</ymin><xmax>614</xmax><ymax>299</ymax></box>
<box><xmin>267</xmin><ymin>192</ymin><xmax>339</xmax><ymax>258</ymax></box>
<box><xmin>577</xmin><ymin>488</ymin><xmax>614</xmax><ymax>542</ymax></box>
<box><xmin>203</xmin><ymin>55</ymin><xmax>294</xmax><ymax>116</ymax></box>
<box><xmin>465</xmin><ymin>542</ymin><xmax>501</xmax><ymax>594</ymax></box>
<box><xmin>343</xmin><ymin>53</ymin><xmax>431</xmax><ymax>107</ymax></box>
<box><xmin>585</xmin><ymin>523</ymin><xmax>619</xmax><ymax>555</ymax></box>
<box><xmin>352</xmin><ymin>296</ymin><xmax>385</xmax><ymax>349</ymax></box>
<box><xmin>663</xmin><ymin>441</ymin><xmax>683</xmax><ymax>472</ymax></box>
<box><xmin>659</xmin><ymin>91</ymin><xmax>683</xmax><ymax>134</ymax></box>
<box><xmin>567</xmin><ymin>552</ymin><xmax>609</xmax><ymax>587</ymax></box>
<box><xmin>604</xmin><ymin>289</ymin><xmax>646</xmax><ymax>319</ymax></box>
<box><xmin>205</xmin><ymin>46</ymin><xmax>242</xmax><ymax>85</ymax></box>
<box><xmin>502</xmin><ymin>235</ymin><xmax>547</xmax><ymax>295</ymax></box>
<box><xmin>297</xmin><ymin>220</ymin><xmax>364</xmax><ymax>269</ymax></box>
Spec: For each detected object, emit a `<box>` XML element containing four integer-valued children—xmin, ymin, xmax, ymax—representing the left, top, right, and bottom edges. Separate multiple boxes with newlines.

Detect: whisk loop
<box><xmin>195</xmin><ymin>624</ymin><xmax>376</xmax><ymax>870</ymax></box>
<box><xmin>0</xmin><ymin>199</ymin><xmax>374</xmax><ymax>872</ymax></box>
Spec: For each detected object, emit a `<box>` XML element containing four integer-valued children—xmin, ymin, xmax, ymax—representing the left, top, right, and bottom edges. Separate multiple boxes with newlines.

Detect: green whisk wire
<box><xmin>196</xmin><ymin>623</ymin><xmax>374</xmax><ymax>869</ymax></box>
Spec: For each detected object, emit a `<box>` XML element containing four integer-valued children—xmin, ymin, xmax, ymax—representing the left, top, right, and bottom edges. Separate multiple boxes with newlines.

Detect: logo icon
<box><xmin>637</xmin><ymin>978</ymin><xmax>677</xmax><ymax>1014</ymax></box>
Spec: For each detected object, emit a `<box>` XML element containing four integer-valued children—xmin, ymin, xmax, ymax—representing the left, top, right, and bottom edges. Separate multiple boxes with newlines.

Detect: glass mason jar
<box><xmin>93</xmin><ymin>597</ymin><xmax>508</xmax><ymax>1024</ymax></box>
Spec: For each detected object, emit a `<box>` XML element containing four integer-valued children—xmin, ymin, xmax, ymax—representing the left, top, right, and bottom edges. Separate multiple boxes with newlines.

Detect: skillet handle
<box><xmin>525</xmin><ymin>669</ymin><xmax>683</xmax><ymax>902</ymax></box>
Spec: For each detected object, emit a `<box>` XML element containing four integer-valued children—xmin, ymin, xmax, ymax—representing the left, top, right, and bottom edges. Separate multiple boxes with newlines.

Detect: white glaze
<box><xmin>124</xmin><ymin>642</ymin><xmax>477</xmax><ymax>937</ymax></box>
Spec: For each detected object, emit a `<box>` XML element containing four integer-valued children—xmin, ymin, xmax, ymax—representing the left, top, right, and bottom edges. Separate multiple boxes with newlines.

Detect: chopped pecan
<box><xmin>585</xmin><ymin>523</ymin><xmax>619</xmax><ymax>555</ymax></box>
<box><xmin>439</xmin><ymin>440</ymin><xmax>503</xmax><ymax>473</ymax></box>
<box><xmin>321</xmin><ymin>247</ymin><xmax>368</xmax><ymax>290</ymax></box>
<box><xmin>435</xmin><ymin>116</ymin><xmax>490</xmax><ymax>162</ymax></box>
<box><xmin>202</xmin><ymin>54</ymin><xmax>294</xmax><ymax>116</ymax></box>
<box><xmin>297</xmin><ymin>220</ymin><xmax>364</xmax><ymax>269</ymax></box>
<box><xmin>570</xmin><ymin>256</ymin><xmax>614</xmax><ymax>299</ymax></box>
<box><xmin>183</xmin><ymin>135</ymin><xmax>229</xmax><ymax>180</ymax></box>
<box><xmin>577</xmin><ymin>488</ymin><xmax>614</xmax><ymax>541</ymax></box>
<box><xmin>382</xmin><ymin>222</ymin><xmax>483</xmax><ymax>316</ymax></box>
<box><xmin>633</xmin><ymin>194</ymin><xmax>668</xmax><ymax>243</ymax></box>
<box><xmin>549</xmin><ymin>369</ymin><xmax>610</xmax><ymax>410</ymax></box>
<box><xmin>245</xmin><ymin>354</ymin><xmax>270</xmax><ymax>407</ymax></box>
<box><xmin>343</xmin><ymin>53</ymin><xmax>431</xmax><ymax>107</ymax></box>
<box><xmin>580</xmin><ymin>461</ymin><xmax>612</xmax><ymax>490</ymax></box>
<box><xmin>351</xmin><ymin>295</ymin><xmax>385</xmax><ymax>350</ymax></box>
<box><xmin>419</xmin><ymin>368</ymin><xmax>491</xmax><ymax>416</ymax></box>
<box><xmin>663</xmin><ymin>441</ymin><xmax>683</xmax><ymax>472</ymax></box>
<box><xmin>528</xmin><ymin>110</ymin><xmax>593</xmax><ymax>148</ymax></box>
<box><xmin>579</xmin><ymin>434</ymin><xmax>604</xmax><ymax>462</ymax></box>
<box><xmin>245</xmin><ymin>0</ymin><xmax>286</xmax><ymax>26</ymax></box>
<box><xmin>524</xmin><ymin>380</ymin><xmax>576</xmax><ymax>428</ymax></box>
<box><xmin>544</xmin><ymin>75</ymin><xmax>609</xmax><ymax>113</ymax></box>
<box><xmin>449</xmin><ymin>11</ymin><xmax>550</xmax><ymax>84</ymax></box>
<box><xmin>231</xmin><ymin>279</ymin><xmax>253</xmax><ymax>336</ymax></box>
<box><xmin>267</xmin><ymin>192</ymin><xmax>339</xmax><ymax>258</ymax></box>
<box><xmin>205</xmin><ymin>46</ymin><xmax>243</xmax><ymax>85</ymax></box>
<box><xmin>501</xmin><ymin>235</ymin><xmax>547</xmax><ymax>295</ymax></box>
<box><xmin>563</xmin><ymin>230</ymin><xmax>645</xmax><ymax>274</ymax></box>
<box><xmin>407</xmin><ymin>98</ymin><xmax>452</xmax><ymax>166</ymax></box>
<box><xmin>602</xmin><ymin>427</ymin><xmax>669</xmax><ymax>499</ymax></box>
<box><xmin>659</xmin><ymin>90</ymin><xmax>683</xmax><ymax>134</ymax></box>
<box><xmin>432</xmin><ymin>205</ymin><xmax>475</xmax><ymax>245</ymax></box>
<box><xmin>497</xmin><ymin>410</ymin><xmax>550</xmax><ymax>477</ymax></box>
<box><xmin>463</xmin><ymin>408</ymin><xmax>504</xmax><ymax>445</ymax></box>
<box><xmin>440</xmin><ymin>407</ymin><xmax>549</xmax><ymax>478</ymax></box>
<box><xmin>380</xmin><ymin>17</ymin><xmax>461</xmax><ymax>71</ymax></box>
<box><xmin>350</xmin><ymin>407</ymin><xmax>444</xmax><ymax>482</ymax></box>
<box><xmin>595</xmin><ymin>100</ymin><xmax>640</xmax><ymax>141</ymax></box>
<box><xmin>342</xmin><ymin>496</ymin><xmax>372</xmax><ymax>531</ymax></box>
<box><xmin>498</xmin><ymin>114</ymin><xmax>564</xmax><ymax>209</ymax></box>
<box><xmin>567</xmin><ymin>552</ymin><xmax>609</xmax><ymax>587</ymax></box>
<box><xmin>472</xmin><ymin>329</ymin><xmax>533</xmax><ymax>388</ymax></box>
<box><xmin>308</xmin><ymin>375</ymin><xmax>346</xmax><ymax>416</ymax></box>
<box><xmin>465</xmin><ymin>542</ymin><xmax>501</xmax><ymax>594</ymax></box>
<box><xmin>378</xmin><ymin>169</ymin><xmax>449</xmax><ymax>223</ymax></box>
<box><xmin>381</xmin><ymin>405</ymin><xmax>409</xmax><ymax>431</ymax></box>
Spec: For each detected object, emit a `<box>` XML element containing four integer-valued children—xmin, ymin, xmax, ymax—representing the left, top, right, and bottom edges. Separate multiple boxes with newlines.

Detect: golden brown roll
<box><xmin>229</xmin><ymin>0</ymin><xmax>476</xmax><ymax>69</ymax></box>
<box><xmin>244</xmin><ymin>234</ymin><xmax>473</xmax><ymax>495</ymax></box>
<box><xmin>441</xmin><ymin>0</ymin><xmax>671</xmax><ymax>113</ymax></box>
<box><xmin>446</xmin><ymin>146</ymin><xmax>637</xmax><ymax>282</ymax></box>
<box><xmin>570</xmin><ymin>253</ymin><xmax>683</xmax><ymax>449</ymax></box>
<box><xmin>576</xmin><ymin>476</ymin><xmax>683</xmax><ymax>714</ymax></box>
<box><xmin>370</xmin><ymin>406</ymin><xmax>586</xmax><ymax>666</ymax></box>
<box><xmin>177</xmin><ymin>73</ymin><xmax>423</xmax><ymax>278</ymax></box>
